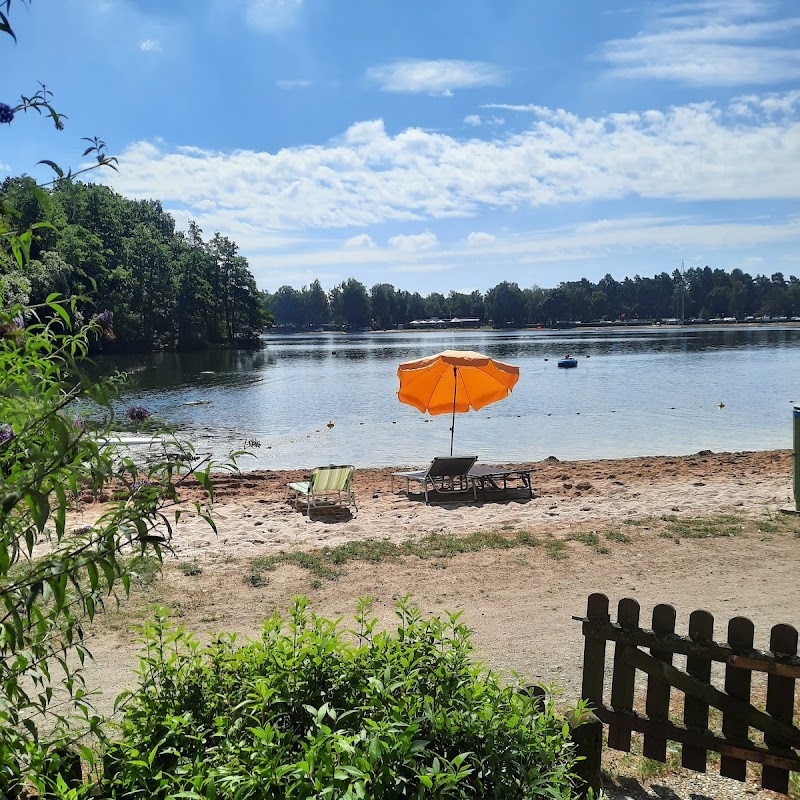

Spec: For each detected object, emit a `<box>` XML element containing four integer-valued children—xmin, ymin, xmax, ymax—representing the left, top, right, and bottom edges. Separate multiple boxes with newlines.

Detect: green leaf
<box><xmin>37</xmin><ymin>159</ymin><xmax>64</xmax><ymax>177</ymax></box>
<box><xmin>27</xmin><ymin>491</ymin><xmax>50</xmax><ymax>532</ymax></box>
<box><xmin>86</xmin><ymin>562</ymin><xmax>99</xmax><ymax>591</ymax></box>
<box><xmin>0</xmin><ymin>11</ymin><xmax>17</xmax><ymax>42</ymax></box>
<box><xmin>49</xmin><ymin>302</ymin><xmax>72</xmax><ymax>328</ymax></box>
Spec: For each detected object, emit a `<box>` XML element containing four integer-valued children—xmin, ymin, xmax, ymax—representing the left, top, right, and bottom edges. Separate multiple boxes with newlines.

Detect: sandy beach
<box><xmin>80</xmin><ymin>448</ymin><xmax>800</xmax><ymax>799</ymax></box>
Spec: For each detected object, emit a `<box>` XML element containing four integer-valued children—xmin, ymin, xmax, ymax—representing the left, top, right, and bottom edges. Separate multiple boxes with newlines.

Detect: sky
<box><xmin>1</xmin><ymin>0</ymin><xmax>799</xmax><ymax>295</ymax></box>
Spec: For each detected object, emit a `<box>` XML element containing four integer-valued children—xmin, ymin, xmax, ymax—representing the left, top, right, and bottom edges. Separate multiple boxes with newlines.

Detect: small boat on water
<box><xmin>557</xmin><ymin>357</ymin><xmax>578</xmax><ymax>368</ymax></box>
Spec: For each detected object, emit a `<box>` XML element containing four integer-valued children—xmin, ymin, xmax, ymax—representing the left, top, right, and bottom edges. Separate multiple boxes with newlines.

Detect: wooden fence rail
<box><xmin>577</xmin><ymin>593</ymin><xmax>800</xmax><ymax>795</ymax></box>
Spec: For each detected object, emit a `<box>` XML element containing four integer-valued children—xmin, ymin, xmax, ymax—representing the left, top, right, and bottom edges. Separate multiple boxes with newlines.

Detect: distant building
<box><xmin>449</xmin><ymin>317</ymin><xmax>481</xmax><ymax>327</ymax></box>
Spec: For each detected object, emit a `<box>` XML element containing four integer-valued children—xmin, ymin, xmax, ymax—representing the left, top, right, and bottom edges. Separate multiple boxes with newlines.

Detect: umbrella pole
<box><xmin>450</xmin><ymin>366</ymin><xmax>457</xmax><ymax>456</ymax></box>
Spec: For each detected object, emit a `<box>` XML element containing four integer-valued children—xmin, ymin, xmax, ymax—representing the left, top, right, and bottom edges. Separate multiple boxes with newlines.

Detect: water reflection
<box><xmin>97</xmin><ymin>327</ymin><xmax>800</xmax><ymax>469</ymax></box>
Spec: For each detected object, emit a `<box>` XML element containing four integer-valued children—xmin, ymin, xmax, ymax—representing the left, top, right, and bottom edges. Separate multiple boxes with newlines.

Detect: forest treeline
<box><xmin>266</xmin><ymin>268</ymin><xmax>800</xmax><ymax>330</ymax></box>
<box><xmin>3</xmin><ymin>177</ymin><xmax>800</xmax><ymax>346</ymax></box>
<box><xmin>0</xmin><ymin>178</ymin><xmax>265</xmax><ymax>350</ymax></box>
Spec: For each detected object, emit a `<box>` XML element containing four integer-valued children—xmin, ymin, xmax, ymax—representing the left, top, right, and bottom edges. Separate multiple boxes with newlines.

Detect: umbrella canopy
<box><xmin>397</xmin><ymin>350</ymin><xmax>520</xmax><ymax>454</ymax></box>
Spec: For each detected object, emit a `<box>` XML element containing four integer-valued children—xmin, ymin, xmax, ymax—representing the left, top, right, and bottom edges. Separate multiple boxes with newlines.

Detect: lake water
<box><xmin>103</xmin><ymin>327</ymin><xmax>800</xmax><ymax>470</ymax></box>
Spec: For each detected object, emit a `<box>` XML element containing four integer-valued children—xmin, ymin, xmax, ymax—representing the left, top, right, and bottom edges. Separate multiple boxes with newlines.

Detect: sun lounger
<box><xmin>468</xmin><ymin>464</ymin><xmax>533</xmax><ymax>498</ymax></box>
<box><xmin>287</xmin><ymin>464</ymin><xmax>357</xmax><ymax>515</ymax></box>
<box><xmin>391</xmin><ymin>455</ymin><xmax>478</xmax><ymax>503</ymax></box>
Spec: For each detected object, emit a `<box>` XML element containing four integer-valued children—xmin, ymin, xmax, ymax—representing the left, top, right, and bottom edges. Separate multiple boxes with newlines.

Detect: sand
<box><xmin>76</xmin><ymin>449</ymin><xmax>800</xmax><ymax>799</ymax></box>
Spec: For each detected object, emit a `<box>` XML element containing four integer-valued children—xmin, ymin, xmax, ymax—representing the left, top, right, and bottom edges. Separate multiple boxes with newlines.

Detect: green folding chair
<box><xmin>287</xmin><ymin>464</ymin><xmax>357</xmax><ymax>516</ymax></box>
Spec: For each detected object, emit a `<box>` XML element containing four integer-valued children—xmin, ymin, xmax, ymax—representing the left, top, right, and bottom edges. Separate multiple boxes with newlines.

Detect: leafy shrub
<box><xmin>106</xmin><ymin>598</ymin><xmax>581</xmax><ymax>798</ymax></box>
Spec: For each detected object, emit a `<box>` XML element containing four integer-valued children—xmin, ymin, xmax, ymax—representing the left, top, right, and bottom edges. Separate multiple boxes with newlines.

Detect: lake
<box><xmin>103</xmin><ymin>327</ymin><xmax>800</xmax><ymax>470</ymax></box>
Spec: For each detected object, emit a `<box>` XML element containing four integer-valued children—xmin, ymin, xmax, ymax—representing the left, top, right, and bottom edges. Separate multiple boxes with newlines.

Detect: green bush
<box><xmin>106</xmin><ymin>598</ymin><xmax>581</xmax><ymax>799</ymax></box>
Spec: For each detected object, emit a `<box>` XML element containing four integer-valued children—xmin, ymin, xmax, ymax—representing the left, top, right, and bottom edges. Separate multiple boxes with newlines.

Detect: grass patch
<box><xmin>517</xmin><ymin>531</ymin><xmax>541</xmax><ymax>548</ymax></box>
<box><xmin>567</xmin><ymin>532</ymin><xmax>599</xmax><ymax>547</ymax></box>
<box><xmin>179</xmin><ymin>561</ymin><xmax>203</xmax><ymax>577</ymax></box>
<box><xmin>246</xmin><ymin>529</ymin><xmax>545</xmax><ymax>584</ymax></box>
<box><xmin>659</xmin><ymin>514</ymin><xmax>742</xmax><ymax>539</ymax></box>
<box><xmin>246</xmin><ymin>571</ymin><xmax>268</xmax><ymax>588</ymax></box>
<box><xmin>566</xmin><ymin>531</ymin><xmax>610</xmax><ymax>555</ymax></box>
<box><xmin>545</xmin><ymin>539</ymin><xmax>568</xmax><ymax>561</ymax></box>
<box><xmin>605</xmin><ymin>530</ymin><xmax>632</xmax><ymax>544</ymax></box>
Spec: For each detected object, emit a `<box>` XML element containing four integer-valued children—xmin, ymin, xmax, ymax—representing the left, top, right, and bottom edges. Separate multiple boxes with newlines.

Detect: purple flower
<box><xmin>92</xmin><ymin>310</ymin><xmax>113</xmax><ymax>328</ymax></box>
<box><xmin>131</xmin><ymin>479</ymin><xmax>151</xmax><ymax>493</ymax></box>
<box><xmin>1</xmin><ymin>316</ymin><xmax>24</xmax><ymax>338</ymax></box>
<box><xmin>72</xmin><ymin>525</ymin><xmax>93</xmax><ymax>535</ymax></box>
<box><xmin>127</xmin><ymin>405</ymin><xmax>152</xmax><ymax>422</ymax></box>
<box><xmin>0</xmin><ymin>103</ymin><xmax>14</xmax><ymax>124</ymax></box>
<box><xmin>0</xmin><ymin>424</ymin><xmax>13</xmax><ymax>445</ymax></box>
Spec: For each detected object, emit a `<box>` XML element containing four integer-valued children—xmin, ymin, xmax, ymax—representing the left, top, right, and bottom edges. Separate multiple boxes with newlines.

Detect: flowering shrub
<box><xmin>92</xmin><ymin>309</ymin><xmax>113</xmax><ymax>328</ymax></box>
<box><xmin>127</xmin><ymin>404</ymin><xmax>152</xmax><ymax>421</ymax></box>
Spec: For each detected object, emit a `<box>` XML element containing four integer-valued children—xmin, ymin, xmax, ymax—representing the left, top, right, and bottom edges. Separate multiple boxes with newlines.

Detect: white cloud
<box><xmin>139</xmin><ymin>38</ymin><xmax>160</xmax><ymax>52</ymax></box>
<box><xmin>598</xmin><ymin>0</ymin><xmax>800</xmax><ymax>86</ymax></box>
<box><xmin>344</xmin><ymin>233</ymin><xmax>376</xmax><ymax>249</ymax></box>
<box><xmin>109</xmin><ymin>93</ymin><xmax>800</xmax><ymax>238</ymax></box>
<box><xmin>388</xmin><ymin>232</ymin><xmax>439</xmax><ymax>252</ymax></box>
<box><xmin>244</xmin><ymin>0</ymin><xmax>303</xmax><ymax>32</ymax></box>
<box><xmin>366</xmin><ymin>59</ymin><xmax>504</xmax><ymax>95</ymax></box>
<box><xmin>275</xmin><ymin>79</ymin><xmax>312</xmax><ymax>89</ymax></box>
<box><xmin>729</xmin><ymin>89</ymin><xmax>800</xmax><ymax>116</ymax></box>
<box><xmin>464</xmin><ymin>115</ymin><xmax>482</xmax><ymax>126</ymax></box>
<box><xmin>482</xmin><ymin>103</ymin><xmax>541</xmax><ymax>113</ymax></box>
<box><xmin>467</xmin><ymin>232</ymin><xmax>496</xmax><ymax>245</ymax></box>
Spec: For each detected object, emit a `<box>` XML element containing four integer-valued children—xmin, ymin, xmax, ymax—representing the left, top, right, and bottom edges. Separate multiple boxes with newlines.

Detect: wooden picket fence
<box><xmin>577</xmin><ymin>593</ymin><xmax>800</xmax><ymax>794</ymax></box>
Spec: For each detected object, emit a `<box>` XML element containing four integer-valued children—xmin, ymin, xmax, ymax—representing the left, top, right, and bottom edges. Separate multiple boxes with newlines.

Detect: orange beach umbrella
<box><xmin>397</xmin><ymin>350</ymin><xmax>520</xmax><ymax>455</ymax></box>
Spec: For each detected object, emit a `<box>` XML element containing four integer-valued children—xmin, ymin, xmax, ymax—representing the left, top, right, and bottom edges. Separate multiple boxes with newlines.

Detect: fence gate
<box><xmin>577</xmin><ymin>593</ymin><xmax>800</xmax><ymax>794</ymax></box>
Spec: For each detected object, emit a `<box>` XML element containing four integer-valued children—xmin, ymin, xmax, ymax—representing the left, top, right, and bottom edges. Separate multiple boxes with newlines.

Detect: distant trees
<box><xmin>262</xmin><ymin>266</ymin><xmax>800</xmax><ymax>330</ymax></box>
<box><xmin>0</xmin><ymin>180</ymin><xmax>265</xmax><ymax>350</ymax></box>
<box><xmin>6</xmin><ymin>172</ymin><xmax>798</xmax><ymax>336</ymax></box>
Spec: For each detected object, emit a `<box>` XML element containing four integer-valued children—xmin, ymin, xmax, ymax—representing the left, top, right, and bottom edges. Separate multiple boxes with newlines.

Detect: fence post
<box><xmin>570</xmin><ymin>712</ymin><xmax>603</xmax><ymax>799</ymax></box>
<box><xmin>682</xmin><ymin>609</ymin><xmax>714</xmax><ymax>772</ymax></box>
<box><xmin>643</xmin><ymin>603</ymin><xmax>676</xmax><ymax>761</ymax></box>
<box><xmin>720</xmin><ymin>616</ymin><xmax>755</xmax><ymax>781</ymax></box>
<box><xmin>581</xmin><ymin>593</ymin><xmax>609</xmax><ymax>708</ymax></box>
<box><xmin>761</xmin><ymin>624</ymin><xmax>798</xmax><ymax>793</ymax></box>
<box><xmin>607</xmin><ymin>598</ymin><xmax>640</xmax><ymax>752</ymax></box>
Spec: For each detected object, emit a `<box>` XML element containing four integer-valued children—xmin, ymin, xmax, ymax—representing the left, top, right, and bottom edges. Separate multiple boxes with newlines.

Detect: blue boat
<box><xmin>557</xmin><ymin>357</ymin><xmax>578</xmax><ymax>368</ymax></box>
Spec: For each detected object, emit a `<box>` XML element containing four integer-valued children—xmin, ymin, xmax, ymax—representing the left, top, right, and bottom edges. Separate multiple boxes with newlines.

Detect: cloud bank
<box><xmin>110</xmin><ymin>93</ymin><xmax>800</xmax><ymax>234</ymax></box>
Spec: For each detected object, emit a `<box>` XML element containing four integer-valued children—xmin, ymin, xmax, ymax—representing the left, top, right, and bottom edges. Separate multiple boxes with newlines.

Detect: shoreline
<box><xmin>158</xmin><ymin>448</ymin><xmax>795</xmax><ymax>560</ymax></box>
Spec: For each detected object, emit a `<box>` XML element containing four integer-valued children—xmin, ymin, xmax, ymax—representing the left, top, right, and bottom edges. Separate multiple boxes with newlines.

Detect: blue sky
<box><xmin>2</xmin><ymin>0</ymin><xmax>799</xmax><ymax>294</ymax></box>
